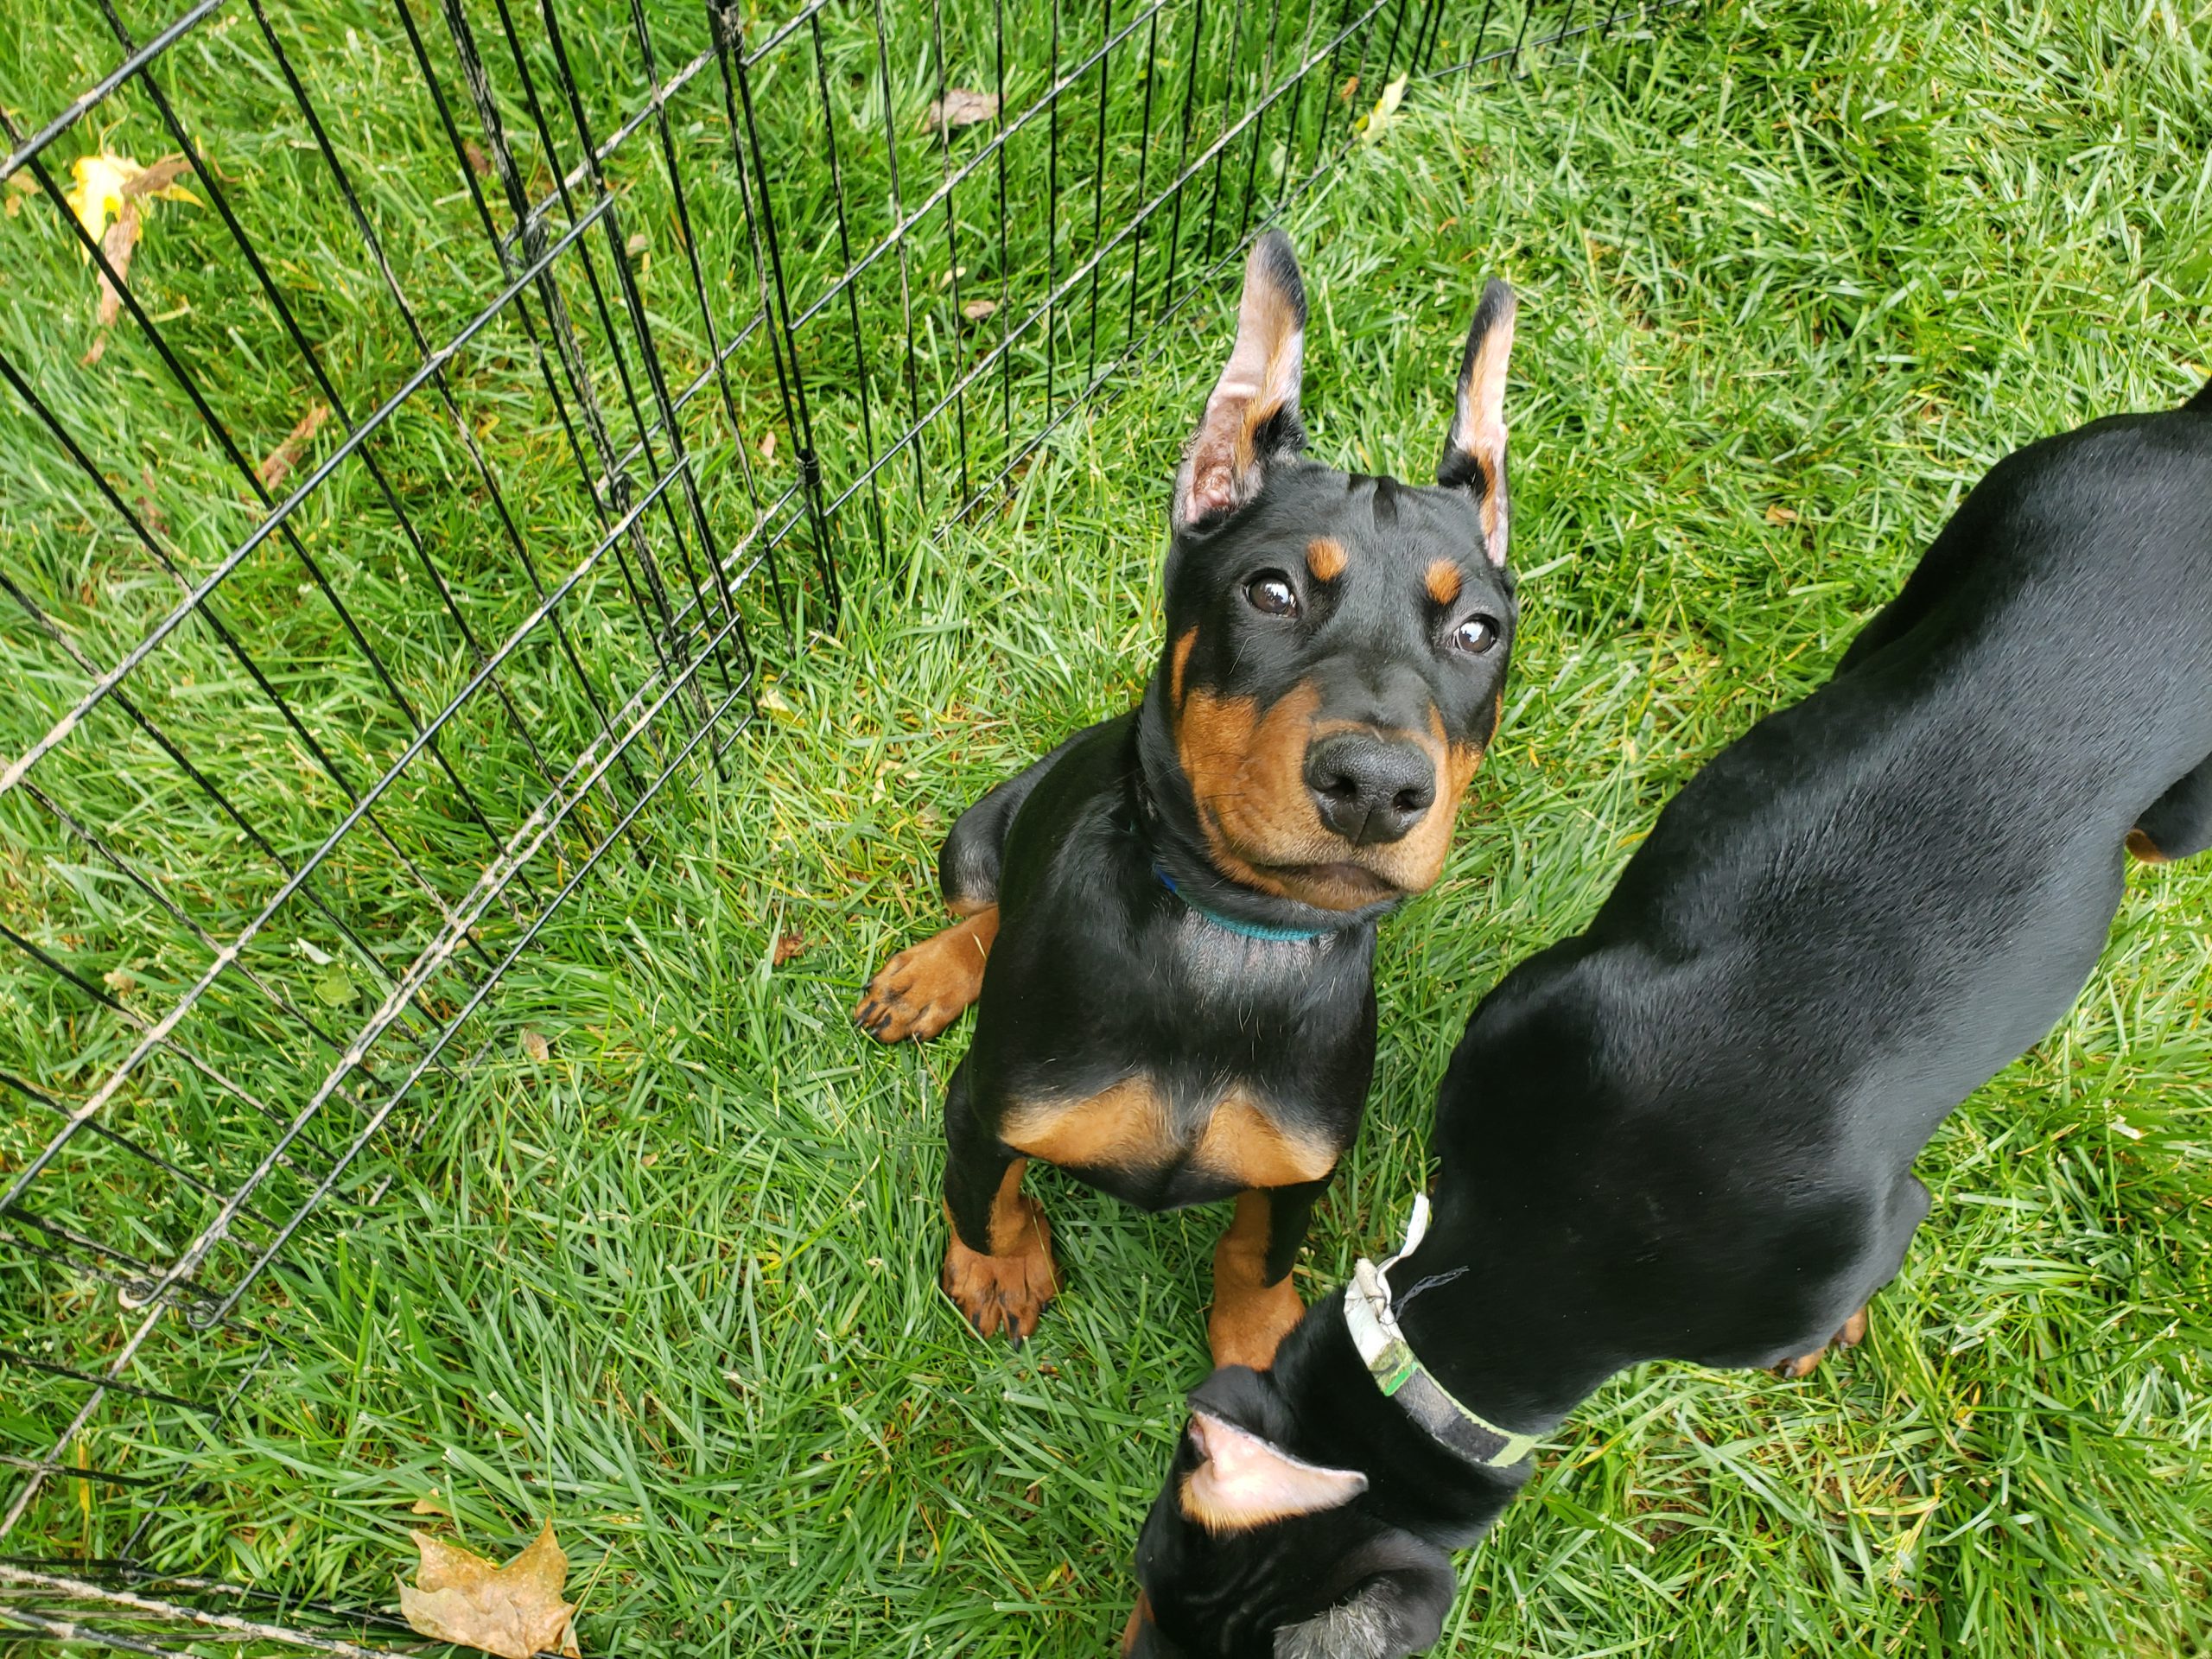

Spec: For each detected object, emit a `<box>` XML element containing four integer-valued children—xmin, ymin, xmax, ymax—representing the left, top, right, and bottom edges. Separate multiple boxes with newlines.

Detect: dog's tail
<box><xmin>2187</xmin><ymin>373</ymin><xmax>2212</xmax><ymax>413</ymax></box>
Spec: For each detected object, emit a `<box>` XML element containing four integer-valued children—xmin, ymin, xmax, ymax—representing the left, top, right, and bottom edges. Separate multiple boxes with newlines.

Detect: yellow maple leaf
<box><xmin>65</xmin><ymin>151</ymin><xmax>201</xmax><ymax>251</ymax></box>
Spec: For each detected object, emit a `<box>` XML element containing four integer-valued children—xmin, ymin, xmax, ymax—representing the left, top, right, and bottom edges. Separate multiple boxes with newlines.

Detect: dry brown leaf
<box><xmin>464</xmin><ymin>139</ymin><xmax>493</xmax><ymax>178</ymax></box>
<box><xmin>960</xmin><ymin>297</ymin><xmax>998</xmax><ymax>321</ymax></box>
<box><xmin>257</xmin><ymin>403</ymin><xmax>333</xmax><ymax>492</ymax></box>
<box><xmin>411</xmin><ymin>1490</ymin><xmax>447</xmax><ymax>1516</ymax></box>
<box><xmin>925</xmin><ymin>88</ymin><xmax>999</xmax><ymax>135</ymax></box>
<box><xmin>1763</xmin><ymin>504</ymin><xmax>1799</xmax><ymax>525</ymax></box>
<box><xmin>758</xmin><ymin>429</ymin><xmax>776</xmax><ymax>464</ymax></box>
<box><xmin>772</xmin><ymin>932</ymin><xmax>810</xmax><ymax>966</ymax></box>
<box><xmin>124</xmin><ymin>156</ymin><xmax>194</xmax><ymax>200</ymax></box>
<box><xmin>520</xmin><ymin>1029</ymin><xmax>551</xmax><ymax>1065</ymax></box>
<box><xmin>103</xmin><ymin>968</ymin><xmax>137</xmax><ymax>995</ymax></box>
<box><xmin>398</xmin><ymin>1525</ymin><xmax>581</xmax><ymax>1659</ymax></box>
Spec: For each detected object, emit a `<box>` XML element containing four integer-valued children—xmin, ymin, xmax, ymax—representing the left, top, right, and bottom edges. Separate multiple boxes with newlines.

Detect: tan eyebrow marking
<box><xmin>1425</xmin><ymin>559</ymin><xmax>1462</xmax><ymax>606</ymax></box>
<box><xmin>1306</xmin><ymin>537</ymin><xmax>1347</xmax><ymax>582</ymax></box>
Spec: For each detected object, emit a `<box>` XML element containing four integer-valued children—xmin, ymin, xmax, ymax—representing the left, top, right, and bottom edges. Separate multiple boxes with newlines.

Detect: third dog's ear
<box><xmin>1176</xmin><ymin>230</ymin><xmax>1307</xmax><ymax>529</ymax></box>
<box><xmin>1437</xmin><ymin>278</ymin><xmax>1516</xmax><ymax>566</ymax></box>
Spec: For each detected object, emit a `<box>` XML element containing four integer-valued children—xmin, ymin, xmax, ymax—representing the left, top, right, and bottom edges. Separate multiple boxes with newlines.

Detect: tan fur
<box><xmin>1177</xmin><ymin>1411</ymin><xmax>1366</xmax><ymax>1533</ymax></box>
<box><xmin>1194</xmin><ymin>1089</ymin><xmax>1336</xmax><ymax>1187</ymax></box>
<box><xmin>1175</xmin><ymin>680</ymin><xmax>1486</xmax><ymax>906</ymax></box>
<box><xmin>1425</xmin><ymin>558</ymin><xmax>1463</xmax><ymax>606</ymax></box>
<box><xmin>1170</xmin><ymin>626</ymin><xmax>1198</xmax><ymax>709</ymax></box>
<box><xmin>1306</xmin><ymin>537</ymin><xmax>1348</xmax><ymax>582</ymax></box>
<box><xmin>1208</xmin><ymin>1190</ymin><xmax>1306</xmax><ymax>1370</ymax></box>
<box><xmin>2127</xmin><ymin>827</ymin><xmax>2169</xmax><ymax>863</ymax></box>
<box><xmin>855</xmin><ymin>906</ymin><xmax>1000</xmax><ymax>1042</ymax></box>
<box><xmin>1121</xmin><ymin>1595</ymin><xmax>1153</xmax><ymax>1656</ymax></box>
<box><xmin>1002</xmin><ymin>1077</ymin><xmax>1177</xmax><ymax>1169</ymax></box>
<box><xmin>940</xmin><ymin>1165</ymin><xmax>1059</xmax><ymax>1341</ymax></box>
<box><xmin>1774</xmin><ymin>1305</ymin><xmax>1870</xmax><ymax>1379</ymax></box>
<box><xmin>1452</xmin><ymin>292</ymin><xmax>1516</xmax><ymax>565</ymax></box>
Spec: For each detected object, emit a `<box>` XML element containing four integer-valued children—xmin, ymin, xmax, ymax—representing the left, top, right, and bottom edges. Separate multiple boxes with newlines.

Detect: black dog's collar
<box><xmin>1341</xmin><ymin>1204</ymin><xmax>1539</xmax><ymax>1469</ymax></box>
<box><xmin>1152</xmin><ymin>863</ymin><xmax>1347</xmax><ymax>944</ymax></box>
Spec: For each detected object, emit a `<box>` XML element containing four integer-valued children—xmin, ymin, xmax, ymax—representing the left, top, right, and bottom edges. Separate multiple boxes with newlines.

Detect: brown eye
<box><xmin>1452</xmin><ymin>614</ymin><xmax>1499</xmax><ymax>654</ymax></box>
<box><xmin>1245</xmin><ymin>572</ymin><xmax>1300</xmax><ymax>617</ymax></box>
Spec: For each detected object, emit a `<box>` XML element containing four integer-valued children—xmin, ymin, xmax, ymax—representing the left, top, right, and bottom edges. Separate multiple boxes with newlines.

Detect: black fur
<box><xmin>1128</xmin><ymin>388</ymin><xmax>2212</xmax><ymax>1654</ymax></box>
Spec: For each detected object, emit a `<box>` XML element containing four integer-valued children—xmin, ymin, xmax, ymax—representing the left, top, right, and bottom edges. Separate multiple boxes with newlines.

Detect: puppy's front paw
<box><xmin>1773</xmin><ymin>1306</ymin><xmax>1870</xmax><ymax>1379</ymax></box>
<box><xmin>853</xmin><ymin>910</ymin><xmax>997</xmax><ymax>1043</ymax></box>
<box><xmin>942</xmin><ymin>1202</ymin><xmax>1059</xmax><ymax>1343</ymax></box>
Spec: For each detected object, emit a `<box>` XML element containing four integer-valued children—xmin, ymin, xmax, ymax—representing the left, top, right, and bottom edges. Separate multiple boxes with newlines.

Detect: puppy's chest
<box><xmin>1000</xmin><ymin>1076</ymin><xmax>1337</xmax><ymax>1190</ymax></box>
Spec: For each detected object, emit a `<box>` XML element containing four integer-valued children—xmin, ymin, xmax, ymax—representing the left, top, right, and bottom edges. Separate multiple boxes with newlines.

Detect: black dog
<box><xmin>1125</xmin><ymin>378</ymin><xmax>2212</xmax><ymax>1655</ymax></box>
<box><xmin>855</xmin><ymin>232</ymin><xmax>1519</xmax><ymax>1368</ymax></box>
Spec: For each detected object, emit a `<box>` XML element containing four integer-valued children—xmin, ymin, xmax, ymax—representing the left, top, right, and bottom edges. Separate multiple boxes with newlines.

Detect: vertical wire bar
<box><xmin>991</xmin><ymin>0</ymin><xmax>1014</xmax><ymax>451</ymax></box>
<box><xmin>0</xmin><ymin>134</ymin><xmax>530</xmax><ymax>925</ymax></box>
<box><xmin>223</xmin><ymin>0</ymin><xmax>651</xmax><ymax>844</ymax></box>
<box><xmin>435</xmin><ymin>0</ymin><xmax>706</xmax><ymax>732</ymax></box>
<box><xmin>1044</xmin><ymin>0</ymin><xmax>1062</xmax><ymax>428</ymax></box>
<box><xmin>810</xmin><ymin>10</ymin><xmax>887</xmax><ymax>557</ymax></box>
<box><xmin>508</xmin><ymin>0</ymin><xmax>735</xmax><ymax>714</ymax></box>
<box><xmin>1083</xmin><ymin>0</ymin><xmax>1116</xmax><ymax>383</ymax></box>
<box><xmin>1159</xmin><ymin>0</ymin><xmax>1207</xmax><ymax>321</ymax></box>
<box><xmin>726</xmin><ymin>16</ymin><xmax>841</xmax><ymax>613</ymax></box>
<box><xmin>925</xmin><ymin>0</ymin><xmax>974</xmax><ymax>503</ymax></box>
<box><xmin>1122</xmin><ymin>3</ymin><xmax>1161</xmax><ymax>348</ymax></box>
<box><xmin>531</xmin><ymin>0</ymin><xmax>750</xmax><ymax>750</ymax></box>
<box><xmin>871</xmin><ymin>0</ymin><xmax>929</xmax><ymax>506</ymax></box>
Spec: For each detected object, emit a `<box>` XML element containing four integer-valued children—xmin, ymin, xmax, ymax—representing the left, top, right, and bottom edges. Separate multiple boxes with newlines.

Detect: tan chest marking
<box><xmin>1002</xmin><ymin>1079</ymin><xmax>1336</xmax><ymax>1186</ymax></box>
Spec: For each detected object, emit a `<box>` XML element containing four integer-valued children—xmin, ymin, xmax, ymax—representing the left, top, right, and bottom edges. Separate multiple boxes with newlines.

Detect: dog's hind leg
<box><xmin>1207</xmin><ymin>1183</ymin><xmax>1325</xmax><ymax>1371</ymax></box>
<box><xmin>2129</xmin><ymin>751</ymin><xmax>2212</xmax><ymax>864</ymax></box>
<box><xmin>1774</xmin><ymin>1174</ymin><xmax>1929</xmax><ymax>1379</ymax></box>
<box><xmin>941</xmin><ymin>1065</ymin><xmax>1059</xmax><ymax>1343</ymax></box>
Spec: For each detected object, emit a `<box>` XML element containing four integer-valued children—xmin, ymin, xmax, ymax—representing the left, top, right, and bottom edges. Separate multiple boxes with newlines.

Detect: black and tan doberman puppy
<box><xmin>854</xmin><ymin>232</ymin><xmax>1520</xmax><ymax>1368</ymax></box>
<box><xmin>1124</xmin><ymin>378</ymin><xmax>2212</xmax><ymax>1656</ymax></box>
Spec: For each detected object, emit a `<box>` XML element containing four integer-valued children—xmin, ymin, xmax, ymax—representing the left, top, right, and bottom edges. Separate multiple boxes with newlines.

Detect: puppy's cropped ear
<box><xmin>1436</xmin><ymin>277</ymin><xmax>1516</xmax><ymax>566</ymax></box>
<box><xmin>1177</xmin><ymin>230</ymin><xmax>1308</xmax><ymax>529</ymax></box>
<box><xmin>1273</xmin><ymin>1552</ymin><xmax>1457</xmax><ymax>1659</ymax></box>
<box><xmin>1178</xmin><ymin>1408</ymin><xmax>1366</xmax><ymax>1534</ymax></box>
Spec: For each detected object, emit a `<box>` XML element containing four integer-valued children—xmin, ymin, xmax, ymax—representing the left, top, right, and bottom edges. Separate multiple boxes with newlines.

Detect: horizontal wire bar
<box><xmin>788</xmin><ymin>0</ymin><xmax>1168</xmax><ymax>333</ymax></box>
<box><xmin>201</xmin><ymin>628</ymin><xmax>757</xmax><ymax>1328</ymax></box>
<box><xmin>0</xmin><ymin>1567</ymin><xmax>414</xmax><ymax>1657</ymax></box>
<box><xmin>0</xmin><ymin>442</ymin><xmax>694</xmax><ymax>1220</ymax></box>
<box><xmin>819</xmin><ymin>0</ymin><xmax>1393</xmax><ymax>521</ymax></box>
<box><xmin>0</xmin><ymin>1349</ymin><xmax>209</xmax><ymax>1415</ymax></box>
<box><xmin>0</xmin><ymin>0</ymin><xmax>227</xmax><ymax>183</ymax></box>
<box><xmin>0</xmin><ymin>192</ymin><xmax>616</xmax><ymax>809</ymax></box>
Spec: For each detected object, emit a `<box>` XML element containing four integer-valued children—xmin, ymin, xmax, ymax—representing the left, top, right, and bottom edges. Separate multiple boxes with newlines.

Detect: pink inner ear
<box><xmin>1179</xmin><ymin>1411</ymin><xmax>1368</xmax><ymax>1533</ymax></box>
<box><xmin>1179</xmin><ymin>241</ymin><xmax>1304</xmax><ymax>525</ymax></box>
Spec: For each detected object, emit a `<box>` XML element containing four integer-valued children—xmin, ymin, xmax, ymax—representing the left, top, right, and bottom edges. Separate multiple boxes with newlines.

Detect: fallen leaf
<box><xmin>520</xmin><ymin>1029</ymin><xmax>551</xmax><ymax>1064</ymax></box>
<box><xmin>757</xmin><ymin>684</ymin><xmax>798</xmax><ymax>719</ymax></box>
<box><xmin>412</xmin><ymin>1490</ymin><xmax>447</xmax><ymax>1516</ymax></box>
<box><xmin>5</xmin><ymin>175</ymin><xmax>34</xmax><ymax>217</ymax></box>
<box><xmin>925</xmin><ymin>89</ymin><xmax>999</xmax><ymax>135</ymax></box>
<box><xmin>398</xmin><ymin>1524</ymin><xmax>582</xmax><ymax>1659</ymax></box>
<box><xmin>103</xmin><ymin>968</ymin><xmax>137</xmax><ymax>995</ymax></box>
<box><xmin>1763</xmin><ymin>504</ymin><xmax>1799</xmax><ymax>525</ymax></box>
<box><xmin>257</xmin><ymin>403</ymin><xmax>333</xmax><ymax>492</ymax></box>
<box><xmin>772</xmin><ymin>932</ymin><xmax>809</xmax><ymax>966</ymax></box>
<box><xmin>68</xmin><ymin>153</ymin><xmax>200</xmax><ymax>363</ymax></box>
<box><xmin>758</xmin><ymin>429</ymin><xmax>776</xmax><ymax>464</ymax></box>
<box><xmin>1356</xmin><ymin>74</ymin><xmax>1408</xmax><ymax>146</ymax></box>
<box><xmin>960</xmin><ymin>297</ymin><xmax>998</xmax><ymax>321</ymax></box>
<box><xmin>314</xmin><ymin>963</ymin><xmax>355</xmax><ymax>1007</ymax></box>
<box><xmin>464</xmin><ymin>139</ymin><xmax>493</xmax><ymax>178</ymax></box>
<box><xmin>1338</xmin><ymin>74</ymin><xmax>1361</xmax><ymax>103</ymax></box>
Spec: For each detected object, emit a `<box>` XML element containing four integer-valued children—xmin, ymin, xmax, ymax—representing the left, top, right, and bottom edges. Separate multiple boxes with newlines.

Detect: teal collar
<box><xmin>1152</xmin><ymin>863</ymin><xmax>1341</xmax><ymax>944</ymax></box>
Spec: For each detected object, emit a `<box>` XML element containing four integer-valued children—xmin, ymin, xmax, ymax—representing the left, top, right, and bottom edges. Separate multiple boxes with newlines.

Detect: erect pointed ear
<box><xmin>1436</xmin><ymin>277</ymin><xmax>1516</xmax><ymax>567</ymax></box>
<box><xmin>1177</xmin><ymin>1408</ymin><xmax>1366</xmax><ymax>1534</ymax></box>
<box><xmin>1176</xmin><ymin>230</ymin><xmax>1308</xmax><ymax>529</ymax></box>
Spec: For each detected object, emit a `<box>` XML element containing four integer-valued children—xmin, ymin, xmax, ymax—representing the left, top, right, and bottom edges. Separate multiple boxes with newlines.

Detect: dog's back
<box><xmin>1434</xmin><ymin>388</ymin><xmax>2212</xmax><ymax>1382</ymax></box>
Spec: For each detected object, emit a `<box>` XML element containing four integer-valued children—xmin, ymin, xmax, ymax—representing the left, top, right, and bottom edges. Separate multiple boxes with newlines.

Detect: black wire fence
<box><xmin>0</xmin><ymin>0</ymin><xmax>1692</xmax><ymax>1649</ymax></box>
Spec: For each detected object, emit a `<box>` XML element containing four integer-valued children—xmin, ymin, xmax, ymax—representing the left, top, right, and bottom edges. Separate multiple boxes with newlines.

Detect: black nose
<box><xmin>1304</xmin><ymin>732</ymin><xmax>1435</xmax><ymax>846</ymax></box>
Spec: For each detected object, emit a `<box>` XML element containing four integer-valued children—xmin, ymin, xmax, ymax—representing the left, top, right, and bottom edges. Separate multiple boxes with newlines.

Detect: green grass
<box><xmin>7</xmin><ymin>0</ymin><xmax>2212</xmax><ymax>1653</ymax></box>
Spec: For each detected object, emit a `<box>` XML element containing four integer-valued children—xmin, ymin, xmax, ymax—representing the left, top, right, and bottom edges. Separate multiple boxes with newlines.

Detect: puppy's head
<box><xmin>1156</xmin><ymin>232</ymin><xmax>1520</xmax><ymax>912</ymax></box>
<box><xmin>1123</xmin><ymin>1365</ymin><xmax>1457</xmax><ymax>1659</ymax></box>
